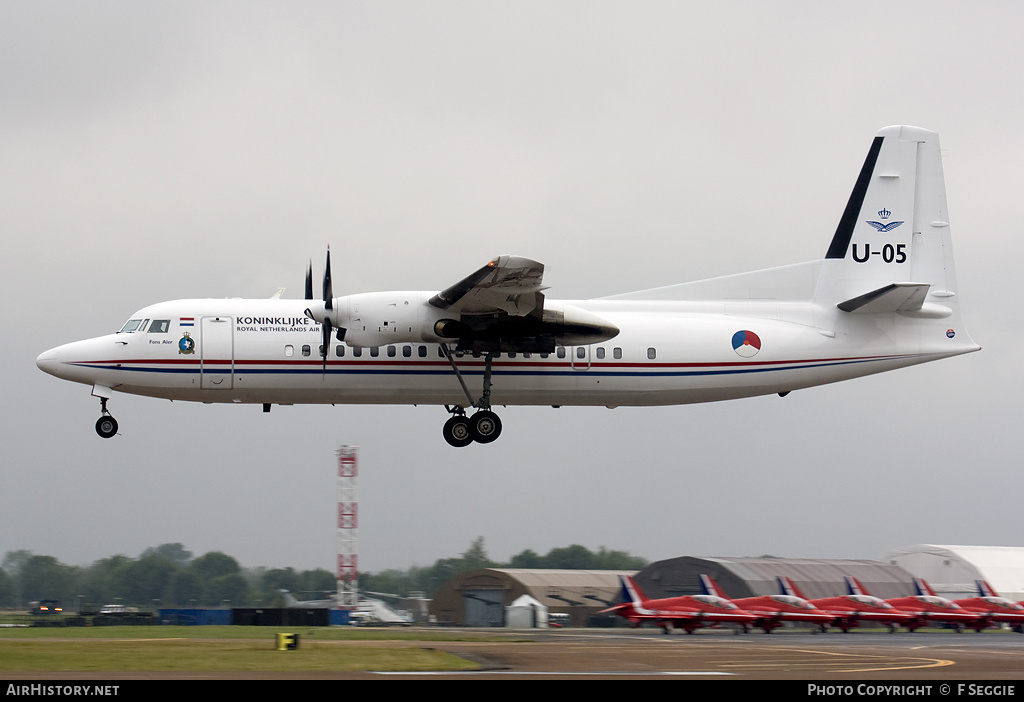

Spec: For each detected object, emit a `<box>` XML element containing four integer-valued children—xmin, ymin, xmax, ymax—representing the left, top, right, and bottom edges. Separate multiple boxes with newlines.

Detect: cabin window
<box><xmin>576</xmin><ymin>347</ymin><xmax>586</xmax><ymax>359</ymax></box>
<box><xmin>556</xmin><ymin>347</ymin><xmax>566</xmax><ymax>359</ymax></box>
<box><xmin>370</xmin><ymin>347</ymin><xmax>380</xmax><ymax>357</ymax></box>
<box><xmin>613</xmin><ymin>347</ymin><xmax>622</xmax><ymax>359</ymax></box>
<box><xmin>336</xmin><ymin>345</ymin><xmax>345</xmax><ymax>357</ymax></box>
<box><xmin>353</xmin><ymin>347</ymin><xmax>362</xmax><ymax>357</ymax></box>
<box><xmin>284</xmin><ymin>345</ymin><xmax>294</xmax><ymax>357</ymax></box>
<box><xmin>647</xmin><ymin>347</ymin><xmax>657</xmax><ymax>360</ymax></box>
<box><xmin>302</xmin><ymin>345</ymin><xmax>311</xmax><ymax>357</ymax></box>
<box><xmin>508</xmin><ymin>352</ymin><xmax>516</xmax><ymax>358</ymax></box>
<box><xmin>148</xmin><ymin>320</ymin><xmax>170</xmax><ymax>333</ymax></box>
<box><xmin>418</xmin><ymin>346</ymin><xmax>427</xmax><ymax>358</ymax></box>
<box><xmin>387</xmin><ymin>345</ymin><xmax>397</xmax><ymax>357</ymax></box>
<box><xmin>595</xmin><ymin>347</ymin><xmax>605</xmax><ymax>360</ymax></box>
<box><xmin>402</xmin><ymin>345</ymin><xmax>412</xmax><ymax>358</ymax></box>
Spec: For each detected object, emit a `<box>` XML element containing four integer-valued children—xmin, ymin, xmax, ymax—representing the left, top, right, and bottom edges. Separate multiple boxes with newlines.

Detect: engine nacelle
<box><xmin>543</xmin><ymin>303</ymin><xmax>619</xmax><ymax>346</ymax></box>
<box><xmin>307</xmin><ymin>292</ymin><xmax>618</xmax><ymax>350</ymax></box>
<box><xmin>329</xmin><ymin>291</ymin><xmax>452</xmax><ymax>348</ymax></box>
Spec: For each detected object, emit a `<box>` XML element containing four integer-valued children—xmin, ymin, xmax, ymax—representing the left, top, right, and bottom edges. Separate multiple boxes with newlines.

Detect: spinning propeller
<box><xmin>304</xmin><ymin>249</ymin><xmax>343</xmax><ymax>375</ymax></box>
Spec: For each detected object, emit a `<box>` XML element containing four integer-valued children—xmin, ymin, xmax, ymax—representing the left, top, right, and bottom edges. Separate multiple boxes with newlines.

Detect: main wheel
<box><xmin>470</xmin><ymin>411</ymin><xmax>502</xmax><ymax>444</ymax></box>
<box><xmin>442</xmin><ymin>415</ymin><xmax>473</xmax><ymax>448</ymax></box>
<box><xmin>95</xmin><ymin>415</ymin><xmax>118</xmax><ymax>438</ymax></box>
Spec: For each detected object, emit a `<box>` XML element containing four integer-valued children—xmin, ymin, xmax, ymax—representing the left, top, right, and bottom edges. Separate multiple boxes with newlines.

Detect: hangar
<box><xmin>880</xmin><ymin>544</ymin><xmax>1024</xmax><ymax>601</ymax></box>
<box><xmin>429</xmin><ymin>568</ymin><xmax>633</xmax><ymax>627</ymax></box>
<box><xmin>633</xmin><ymin>556</ymin><xmax>915</xmax><ymax>600</ymax></box>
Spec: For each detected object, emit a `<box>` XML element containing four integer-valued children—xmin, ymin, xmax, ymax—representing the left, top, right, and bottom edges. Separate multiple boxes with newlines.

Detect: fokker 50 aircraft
<box><xmin>36</xmin><ymin>126</ymin><xmax>979</xmax><ymax>446</ymax></box>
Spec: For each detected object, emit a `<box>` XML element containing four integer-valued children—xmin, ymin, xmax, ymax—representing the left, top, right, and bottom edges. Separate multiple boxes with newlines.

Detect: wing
<box><xmin>429</xmin><ymin>255</ymin><xmax>546</xmax><ymax>317</ymax></box>
<box><xmin>428</xmin><ymin>255</ymin><xmax>618</xmax><ymax>353</ymax></box>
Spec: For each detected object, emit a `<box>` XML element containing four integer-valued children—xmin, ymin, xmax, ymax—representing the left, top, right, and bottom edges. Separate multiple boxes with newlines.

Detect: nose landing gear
<box><xmin>95</xmin><ymin>397</ymin><xmax>118</xmax><ymax>438</ymax></box>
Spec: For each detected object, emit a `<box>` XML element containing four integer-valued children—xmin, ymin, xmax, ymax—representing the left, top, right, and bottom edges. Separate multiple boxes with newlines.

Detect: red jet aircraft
<box><xmin>698</xmin><ymin>575</ymin><xmax>834</xmax><ymax>633</ymax></box>
<box><xmin>855</xmin><ymin>577</ymin><xmax>980</xmax><ymax>632</ymax></box>
<box><xmin>780</xmin><ymin>576</ymin><xmax>912</xmax><ymax>633</ymax></box>
<box><xmin>601</xmin><ymin>575</ymin><xmax>759</xmax><ymax>634</ymax></box>
<box><xmin>953</xmin><ymin>580</ymin><xmax>1024</xmax><ymax>632</ymax></box>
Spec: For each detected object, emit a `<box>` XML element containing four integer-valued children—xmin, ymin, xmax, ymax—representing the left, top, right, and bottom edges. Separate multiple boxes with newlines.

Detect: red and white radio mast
<box><xmin>336</xmin><ymin>445</ymin><xmax>358</xmax><ymax>608</ymax></box>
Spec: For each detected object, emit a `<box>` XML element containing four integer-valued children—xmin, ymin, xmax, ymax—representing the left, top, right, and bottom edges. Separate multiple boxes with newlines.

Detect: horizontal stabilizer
<box><xmin>837</xmin><ymin>282</ymin><xmax>930</xmax><ymax>314</ymax></box>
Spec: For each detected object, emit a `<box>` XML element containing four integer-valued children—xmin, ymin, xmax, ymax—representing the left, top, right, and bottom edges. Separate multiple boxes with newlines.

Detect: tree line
<box><xmin>0</xmin><ymin>539</ymin><xmax>646</xmax><ymax>610</ymax></box>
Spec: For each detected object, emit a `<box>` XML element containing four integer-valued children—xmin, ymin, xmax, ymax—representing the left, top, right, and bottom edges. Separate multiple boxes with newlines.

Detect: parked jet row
<box><xmin>603</xmin><ymin>575</ymin><xmax>1024</xmax><ymax>634</ymax></box>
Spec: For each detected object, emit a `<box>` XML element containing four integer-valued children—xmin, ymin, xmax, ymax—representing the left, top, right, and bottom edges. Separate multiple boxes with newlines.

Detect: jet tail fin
<box><xmin>913</xmin><ymin>577</ymin><xmax>938</xmax><ymax>597</ymax></box>
<box><xmin>699</xmin><ymin>574</ymin><xmax>728</xmax><ymax>598</ymax></box>
<box><xmin>778</xmin><ymin>576</ymin><xmax>809</xmax><ymax>600</ymax></box>
<box><xmin>977</xmin><ymin>580</ymin><xmax>998</xmax><ymax>597</ymax></box>
<box><xmin>620</xmin><ymin>575</ymin><xmax>648</xmax><ymax>605</ymax></box>
<box><xmin>278</xmin><ymin>589</ymin><xmax>300</xmax><ymax>607</ymax></box>
<box><xmin>845</xmin><ymin>576</ymin><xmax>869</xmax><ymax>596</ymax></box>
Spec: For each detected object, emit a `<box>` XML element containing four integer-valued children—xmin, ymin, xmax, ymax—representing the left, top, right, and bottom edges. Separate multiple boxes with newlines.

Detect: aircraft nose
<box><xmin>36</xmin><ymin>347</ymin><xmax>59</xmax><ymax>376</ymax></box>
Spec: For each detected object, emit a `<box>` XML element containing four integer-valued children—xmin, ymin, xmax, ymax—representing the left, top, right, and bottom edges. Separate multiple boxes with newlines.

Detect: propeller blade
<box><xmin>304</xmin><ymin>262</ymin><xmax>314</xmax><ymax>300</ymax></box>
<box><xmin>323</xmin><ymin>248</ymin><xmax>333</xmax><ymax>310</ymax></box>
<box><xmin>321</xmin><ymin>318</ymin><xmax>332</xmax><ymax>375</ymax></box>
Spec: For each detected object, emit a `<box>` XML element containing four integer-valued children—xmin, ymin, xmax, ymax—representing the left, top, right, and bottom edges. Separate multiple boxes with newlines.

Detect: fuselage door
<box><xmin>200</xmin><ymin>316</ymin><xmax>234</xmax><ymax>389</ymax></box>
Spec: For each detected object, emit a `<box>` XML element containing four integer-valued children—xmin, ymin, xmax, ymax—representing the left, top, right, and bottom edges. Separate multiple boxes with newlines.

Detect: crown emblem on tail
<box><xmin>866</xmin><ymin>206</ymin><xmax>903</xmax><ymax>233</ymax></box>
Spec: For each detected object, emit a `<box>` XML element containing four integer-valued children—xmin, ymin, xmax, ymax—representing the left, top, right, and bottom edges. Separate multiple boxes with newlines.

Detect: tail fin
<box><xmin>977</xmin><ymin>580</ymin><xmax>998</xmax><ymax>597</ymax></box>
<box><xmin>913</xmin><ymin>577</ymin><xmax>938</xmax><ymax>597</ymax></box>
<box><xmin>619</xmin><ymin>575</ymin><xmax>648</xmax><ymax>605</ymax></box>
<box><xmin>778</xmin><ymin>575</ymin><xmax>808</xmax><ymax>600</ymax></box>
<box><xmin>699</xmin><ymin>574</ymin><xmax>728</xmax><ymax>598</ymax></box>
<box><xmin>845</xmin><ymin>576</ymin><xmax>869</xmax><ymax>596</ymax></box>
<box><xmin>817</xmin><ymin>126</ymin><xmax>977</xmax><ymax>352</ymax></box>
<box><xmin>278</xmin><ymin>589</ymin><xmax>300</xmax><ymax>607</ymax></box>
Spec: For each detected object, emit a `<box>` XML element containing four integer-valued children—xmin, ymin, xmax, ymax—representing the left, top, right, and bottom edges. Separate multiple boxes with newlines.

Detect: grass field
<box><xmin>0</xmin><ymin>626</ymin><xmax>518</xmax><ymax>673</ymax></box>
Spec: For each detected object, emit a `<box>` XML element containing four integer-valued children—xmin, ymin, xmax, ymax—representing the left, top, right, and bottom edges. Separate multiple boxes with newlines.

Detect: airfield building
<box><xmin>429</xmin><ymin>568</ymin><xmax>634</xmax><ymax>627</ymax></box>
<box><xmin>632</xmin><ymin>556</ymin><xmax>915</xmax><ymax>600</ymax></box>
<box><xmin>880</xmin><ymin>544</ymin><xmax>1024</xmax><ymax>601</ymax></box>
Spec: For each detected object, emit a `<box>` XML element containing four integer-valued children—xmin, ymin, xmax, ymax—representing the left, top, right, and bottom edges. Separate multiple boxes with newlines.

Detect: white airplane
<box><xmin>37</xmin><ymin>125</ymin><xmax>979</xmax><ymax>446</ymax></box>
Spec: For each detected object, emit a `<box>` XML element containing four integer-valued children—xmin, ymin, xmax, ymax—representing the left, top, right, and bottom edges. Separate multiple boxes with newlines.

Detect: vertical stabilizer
<box><xmin>778</xmin><ymin>576</ymin><xmax>808</xmax><ymax>600</ymax></box>
<box><xmin>845</xmin><ymin>576</ymin><xmax>868</xmax><ymax>596</ymax></box>
<box><xmin>817</xmin><ymin>126</ymin><xmax>977</xmax><ymax>352</ymax></box>
<box><xmin>913</xmin><ymin>577</ymin><xmax>938</xmax><ymax>597</ymax></box>
<box><xmin>977</xmin><ymin>580</ymin><xmax>998</xmax><ymax>597</ymax></box>
<box><xmin>699</xmin><ymin>574</ymin><xmax>728</xmax><ymax>598</ymax></box>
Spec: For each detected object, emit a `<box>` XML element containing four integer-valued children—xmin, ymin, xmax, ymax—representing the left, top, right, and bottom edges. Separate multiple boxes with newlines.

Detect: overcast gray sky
<box><xmin>3</xmin><ymin>1</ymin><xmax>1020</xmax><ymax>574</ymax></box>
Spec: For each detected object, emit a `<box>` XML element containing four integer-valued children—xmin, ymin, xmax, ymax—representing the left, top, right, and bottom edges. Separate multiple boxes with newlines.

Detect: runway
<box><xmin>369</xmin><ymin>627</ymin><xmax>1024</xmax><ymax>680</ymax></box>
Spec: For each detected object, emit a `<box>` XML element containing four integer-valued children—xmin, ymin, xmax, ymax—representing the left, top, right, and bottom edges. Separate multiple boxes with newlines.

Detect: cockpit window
<box><xmin>118</xmin><ymin>319</ymin><xmax>144</xmax><ymax>333</ymax></box>
<box><xmin>148</xmin><ymin>320</ymin><xmax>170</xmax><ymax>333</ymax></box>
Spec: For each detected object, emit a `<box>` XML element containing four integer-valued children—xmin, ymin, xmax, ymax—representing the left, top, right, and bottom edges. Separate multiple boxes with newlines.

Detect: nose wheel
<box><xmin>95</xmin><ymin>397</ymin><xmax>118</xmax><ymax>438</ymax></box>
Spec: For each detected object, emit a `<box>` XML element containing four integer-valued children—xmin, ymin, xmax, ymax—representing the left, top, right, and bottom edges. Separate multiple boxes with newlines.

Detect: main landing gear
<box><xmin>95</xmin><ymin>397</ymin><xmax>118</xmax><ymax>439</ymax></box>
<box><xmin>440</xmin><ymin>344</ymin><xmax>503</xmax><ymax>447</ymax></box>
